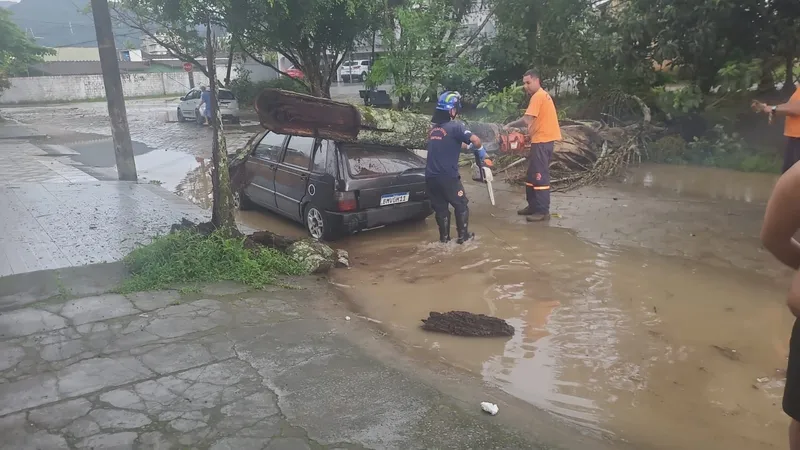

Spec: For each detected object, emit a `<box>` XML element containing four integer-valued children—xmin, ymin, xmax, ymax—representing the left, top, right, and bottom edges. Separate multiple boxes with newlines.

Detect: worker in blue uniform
<box><xmin>426</xmin><ymin>91</ymin><xmax>486</xmax><ymax>244</ymax></box>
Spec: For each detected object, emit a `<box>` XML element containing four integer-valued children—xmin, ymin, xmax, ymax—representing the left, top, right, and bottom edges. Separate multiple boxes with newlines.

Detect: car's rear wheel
<box><xmin>305</xmin><ymin>204</ymin><xmax>335</xmax><ymax>241</ymax></box>
<box><xmin>233</xmin><ymin>189</ymin><xmax>255</xmax><ymax>211</ymax></box>
<box><xmin>360</xmin><ymin>72</ymin><xmax>367</xmax><ymax>82</ymax></box>
<box><xmin>177</xmin><ymin>108</ymin><xmax>185</xmax><ymax>122</ymax></box>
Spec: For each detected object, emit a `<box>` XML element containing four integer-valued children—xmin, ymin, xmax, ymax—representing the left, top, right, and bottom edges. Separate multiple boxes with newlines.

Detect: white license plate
<box><xmin>380</xmin><ymin>193</ymin><xmax>410</xmax><ymax>206</ymax></box>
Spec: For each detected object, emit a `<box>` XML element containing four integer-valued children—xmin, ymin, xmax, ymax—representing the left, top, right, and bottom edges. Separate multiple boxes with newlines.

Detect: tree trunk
<box><xmin>785</xmin><ymin>53</ymin><xmax>796</xmax><ymax>92</ymax></box>
<box><xmin>224</xmin><ymin>45</ymin><xmax>235</xmax><ymax>86</ymax></box>
<box><xmin>207</xmin><ymin>21</ymin><xmax>236</xmax><ymax>231</ymax></box>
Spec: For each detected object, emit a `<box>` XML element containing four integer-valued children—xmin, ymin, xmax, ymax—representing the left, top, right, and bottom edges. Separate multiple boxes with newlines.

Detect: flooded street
<box><xmin>2</xmin><ymin>100</ymin><xmax>794</xmax><ymax>449</ymax></box>
<box><xmin>328</xmin><ymin>165</ymin><xmax>791</xmax><ymax>450</ymax></box>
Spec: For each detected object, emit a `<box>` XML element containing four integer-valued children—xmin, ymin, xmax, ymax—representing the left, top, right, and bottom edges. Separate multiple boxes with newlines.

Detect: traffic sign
<box><xmin>183</xmin><ymin>62</ymin><xmax>193</xmax><ymax>72</ymax></box>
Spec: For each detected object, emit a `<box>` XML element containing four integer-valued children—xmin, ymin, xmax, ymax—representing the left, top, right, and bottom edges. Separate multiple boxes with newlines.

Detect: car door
<box><xmin>244</xmin><ymin>131</ymin><xmax>288</xmax><ymax>210</ymax></box>
<box><xmin>275</xmin><ymin>135</ymin><xmax>317</xmax><ymax>220</ymax></box>
<box><xmin>181</xmin><ymin>89</ymin><xmax>200</xmax><ymax>119</ymax></box>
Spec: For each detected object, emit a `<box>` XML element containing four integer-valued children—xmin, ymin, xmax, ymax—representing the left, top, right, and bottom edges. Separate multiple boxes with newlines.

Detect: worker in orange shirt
<box><xmin>752</xmin><ymin>82</ymin><xmax>800</xmax><ymax>173</ymax></box>
<box><xmin>504</xmin><ymin>69</ymin><xmax>562</xmax><ymax>222</ymax></box>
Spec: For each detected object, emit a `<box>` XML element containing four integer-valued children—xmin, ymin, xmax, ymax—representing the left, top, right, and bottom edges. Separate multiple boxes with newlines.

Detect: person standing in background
<box><xmin>752</xmin><ymin>82</ymin><xmax>800</xmax><ymax>173</ymax></box>
<box><xmin>505</xmin><ymin>69</ymin><xmax>562</xmax><ymax>222</ymax></box>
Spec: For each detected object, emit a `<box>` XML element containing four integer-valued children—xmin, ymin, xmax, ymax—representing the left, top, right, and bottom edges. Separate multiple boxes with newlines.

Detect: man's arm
<box><xmin>752</xmin><ymin>99</ymin><xmax>800</xmax><ymax>117</ymax></box>
<box><xmin>505</xmin><ymin>116</ymin><xmax>532</xmax><ymax>129</ymax></box>
<box><xmin>761</xmin><ymin>162</ymin><xmax>800</xmax><ymax>270</ymax></box>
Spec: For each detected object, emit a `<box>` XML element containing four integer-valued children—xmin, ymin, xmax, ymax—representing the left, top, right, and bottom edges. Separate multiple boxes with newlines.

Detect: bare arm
<box><xmin>761</xmin><ymin>162</ymin><xmax>800</xmax><ymax>270</ymax></box>
<box><xmin>752</xmin><ymin>100</ymin><xmax>800</xmax><ymax>117</ymax></box>
<box><xmin>505</xmin><ymin>115</ymin><xmax>532</xmax><ymax>129</ymax></box>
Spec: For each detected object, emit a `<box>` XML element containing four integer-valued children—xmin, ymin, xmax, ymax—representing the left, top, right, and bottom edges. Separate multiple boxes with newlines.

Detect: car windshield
<box><xmin>343</xmin><ymin>144</ymin><xmax>425</xmax><ymax>177</ymax></box>
<box><xmin>218</xmin><ymin>90</ymin><xmax>235</xmax><ymax>100</ymax></box>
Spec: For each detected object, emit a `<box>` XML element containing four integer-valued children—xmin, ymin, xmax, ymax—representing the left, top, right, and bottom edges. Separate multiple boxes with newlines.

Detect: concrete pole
<box><xmin>90</xmin><ymin>0</ymin><xmax>137</xmax><ymax>181</ymax></box>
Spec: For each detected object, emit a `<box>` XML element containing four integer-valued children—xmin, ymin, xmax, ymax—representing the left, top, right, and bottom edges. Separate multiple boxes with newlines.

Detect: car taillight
<box><xmin>335</xmin><ymin>191</ymin><xmax>357</xmax><ymax>212</ymax></box>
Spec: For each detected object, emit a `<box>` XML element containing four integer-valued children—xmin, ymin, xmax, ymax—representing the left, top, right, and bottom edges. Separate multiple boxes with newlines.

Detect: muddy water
<box><xmin>163</xmin><ymin>149</ymin><xmax>792</xmax><ymax>449</ymax></box>
<box><xmin>624</xmin><ymin>163</ymin><xmax>779</xmax><ymax>203</ymax></box>
<box><xmin>329</xmin><ymin>165</ymin><xmax>793</xmax><ymax>450</ymax></box>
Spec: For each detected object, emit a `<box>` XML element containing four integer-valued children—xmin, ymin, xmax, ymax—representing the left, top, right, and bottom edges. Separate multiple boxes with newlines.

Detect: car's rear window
<box><xmin>343</xmin><ymin>144</ymin><xmax>425</xmax><ymax>177</ymax></box>
<box><xmin>218</xmin><ymin>90</ymin><xmax>235</xmax><ymax>100</ymax></box>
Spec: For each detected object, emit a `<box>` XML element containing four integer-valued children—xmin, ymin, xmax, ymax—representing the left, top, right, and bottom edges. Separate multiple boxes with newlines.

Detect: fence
<box><xmin>0</xmin><ymin>70</ymin><xmax>226</xmax><ymax>105</ymax></box>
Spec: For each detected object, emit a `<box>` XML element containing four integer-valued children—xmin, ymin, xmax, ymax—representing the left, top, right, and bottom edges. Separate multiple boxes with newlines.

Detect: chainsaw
<box><xmin>470</xmin><ymin>128</ymin><xmax>531</xmax><ymax>206</ymax></box>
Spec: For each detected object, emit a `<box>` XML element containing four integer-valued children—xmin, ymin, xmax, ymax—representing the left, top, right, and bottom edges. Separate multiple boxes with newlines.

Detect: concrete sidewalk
<box><xmin>0</xmin><ymin>138</ymin><xmax>206</xmax><ymax>277</ymax></box>
<box><xmin>0</xmin><ymin>273</ymin><xmax>594</xmax><ymax>450</ymax></box>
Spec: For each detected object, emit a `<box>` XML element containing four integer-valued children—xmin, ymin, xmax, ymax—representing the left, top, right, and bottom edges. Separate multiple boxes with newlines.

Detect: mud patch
<box><xmin>421</xmin><ymin>311</ymin><xmax>515</xmax><ymax>337</ymax></box>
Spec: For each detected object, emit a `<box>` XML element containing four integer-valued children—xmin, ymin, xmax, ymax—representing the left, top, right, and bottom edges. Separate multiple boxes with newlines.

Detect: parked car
<box><xmin>234</xmin><ymin>130</ymin><xmax>432</xmax><ymax>240</ymax></box>
<box><xmin>339</xmin><ymin>60</ymin><xmax>371</xmax><ymax>82</ymax></box>
<box><xmin>286</xmin><ymin>66</ymin><xmax>304</xmax><ymax>79</ymax></box>
<box><xmin>177</xmin><ymin>88</ymin><xmax>241</xmax><ymax>124</ymax></box>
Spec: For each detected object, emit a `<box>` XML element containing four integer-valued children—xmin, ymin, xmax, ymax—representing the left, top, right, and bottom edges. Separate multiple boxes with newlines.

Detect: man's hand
<box><xmin>751</xmin><ymin>100</ymin><xmax>771</xmax><ymax>114</ymax></box>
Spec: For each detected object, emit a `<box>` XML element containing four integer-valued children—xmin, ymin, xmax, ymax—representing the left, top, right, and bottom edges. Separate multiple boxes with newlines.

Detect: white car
<box><xmin>177</xmin><ymin>88</ymin><xmax>241</xmax><ymax>124</ymax></box>
<box><xmin>339</xmin><ymin>60</ymin><xmax>371</xmax><ymax>82</ymax></box>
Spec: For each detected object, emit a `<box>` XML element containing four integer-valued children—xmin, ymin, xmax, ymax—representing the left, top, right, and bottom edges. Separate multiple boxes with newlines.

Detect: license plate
<box><xmin>380</xmin><ymin>192</ymin><xmax>409</xmax><ymax>206</ymax></box>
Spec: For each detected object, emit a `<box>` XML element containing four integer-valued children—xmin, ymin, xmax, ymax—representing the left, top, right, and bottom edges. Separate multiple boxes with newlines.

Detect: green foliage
<box><xmin>646</xmin><ymin>127</ymin><xmax>780</xmax><ymax>173</ymax></box>
<box><xmin>229</xmin><ymin>72</ymin><xmax>309</xmax><ymax>106</ymax></box>
<box><xmin>225</xmin><ymin>0</ymin><xmax>381</xmax><ymax>97</ymax></box>
<box><xmin>0</xmin><ymin>8</ymin><xmax>53</xmax><ymax>91</ymax></box>
<box><xmin>477</xmin><ymin>83</ymin><xmax>525</xmax><ymax>122</ymax></box>
<box><xmin>653</xmin><ymin>85</ymin><xmax>704</xmax><ymax>114</ymax></box>
<box><xmin>367</xmin><ymin>0</ymin><xmax>484</xmax><ymax>107</ymax></box>
<box><xmin>120</xmin><ymin>230</ymin><xmax>307</xmax><ymax>293</ymax></box>
<box><xmin>717</xmin><ymin>60</ymin><xmax>763</xmax><ymax>94</ymax></box>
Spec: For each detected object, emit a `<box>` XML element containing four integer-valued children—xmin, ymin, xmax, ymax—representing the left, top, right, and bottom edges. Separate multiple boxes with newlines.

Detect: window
<box><xmin>343</xmin><ymin>144</ymin><xmax>425</xmax><ymax>177</ymax></box>
<box><xmin>254</xmin><ymin>132</ymin><xmax>287</xmax><ymax>162</ymax></box>
<box><xmin>282</xmin><ymin>136</ymin><xmax>316</xmax><ymax>169</ymax></box>
<box><xmin>361</xmin><ymin>60</ymin><xmax>370</xmax><ymax>66</ymax></box>
<box><xmin>312</xmin><ymin>141</ymin><xmax>330</xmax><ymax>173</ymax></box>
<box><xmin>283</xmin><ymin>136</ymin><xmax>316</xmax><ymax>169</ymax></box>
<box><xmin>218</xmin><ymin>90</ymin><xmax>235</xmax><ymax>100</ymax></box>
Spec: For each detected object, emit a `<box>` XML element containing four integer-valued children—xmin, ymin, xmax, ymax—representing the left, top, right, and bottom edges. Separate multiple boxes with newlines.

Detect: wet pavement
<box><xmin>1</xmin><ymin>100</ymin><xmax>794</xmax><ymax>449</ymax></box>
<box><xmin>0</xmin><ymin>276</ymin><xmax>586</xmax><ymax>450</ymax></box>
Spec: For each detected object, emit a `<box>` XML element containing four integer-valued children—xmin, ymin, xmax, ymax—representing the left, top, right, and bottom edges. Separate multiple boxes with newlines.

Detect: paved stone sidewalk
<box><xmin>0</xmin><ymin>277</ymin><xmax>565</xmax><ymax>450</ymax></box>
<box><xmin>0</xmin><ymin>139</ymin><xmax>206</xmax><ymax>277</ymax></box>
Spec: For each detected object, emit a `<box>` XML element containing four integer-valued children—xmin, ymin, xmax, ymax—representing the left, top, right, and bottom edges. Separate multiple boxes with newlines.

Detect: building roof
<box><xmin>43</xmin><ymin>47</ymin><xmax>101</xmax><ymax>62</ymax></box>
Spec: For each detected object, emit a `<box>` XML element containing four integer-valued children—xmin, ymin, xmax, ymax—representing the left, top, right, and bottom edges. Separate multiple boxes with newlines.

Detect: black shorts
<box><xmin>785</xmin><ymin>319</ymin><xmax>800</xmax><ymax>420</ymax></box>
<box><xmin>782</xmin><ymin>137</ymin><xmax>800</xmax><ymax>173</ymax></box>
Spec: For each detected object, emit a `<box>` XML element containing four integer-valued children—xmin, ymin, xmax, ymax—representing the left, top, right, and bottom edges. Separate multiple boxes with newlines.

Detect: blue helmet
<box><xmin>436</xmin><ymin>91</ymin><xmax>462</xmax><ymax>111</ymax></box>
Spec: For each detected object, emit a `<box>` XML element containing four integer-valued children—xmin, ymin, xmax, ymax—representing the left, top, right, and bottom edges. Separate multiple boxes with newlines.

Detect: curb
<box><xmin>0</xmin><ymin>262</ymin><xmax>128</xmax><ymax>311</ymax></box>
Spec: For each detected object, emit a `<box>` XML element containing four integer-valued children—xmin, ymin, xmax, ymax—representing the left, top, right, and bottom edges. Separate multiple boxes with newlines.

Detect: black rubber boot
<box><xmin>455</xmin><ymin>210</ymin><xmax>474</xmax><ymax>244</ymax></box>
<box><xmin>517</xmin><ymin>206</ymin><xmax>535</xmax><ymax>216</ymax></box>
<box><xmin>435</xmin><ymin>214</ymin><xmax>451</xmax><ymax>243</ymax></box>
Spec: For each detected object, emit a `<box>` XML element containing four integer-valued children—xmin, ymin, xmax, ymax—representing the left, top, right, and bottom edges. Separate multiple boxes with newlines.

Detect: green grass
<box><xmin>119</xmin><ymin>230</ymin><xmax>307</xmax><ymax>293</ymax></box>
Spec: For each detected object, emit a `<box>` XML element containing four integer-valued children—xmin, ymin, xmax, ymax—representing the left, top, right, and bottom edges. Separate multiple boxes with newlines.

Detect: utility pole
<box><xmin>90</xmin><ymin>0</ymin><xmax>137</xmax><ymax>181</ymax></box>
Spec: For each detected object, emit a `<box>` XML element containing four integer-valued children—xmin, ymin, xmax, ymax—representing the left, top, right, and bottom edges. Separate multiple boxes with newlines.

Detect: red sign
<box><xmin>183</xmin><ymin>62</ymin><xmax>193</xmax><ymax>72</ymax></box>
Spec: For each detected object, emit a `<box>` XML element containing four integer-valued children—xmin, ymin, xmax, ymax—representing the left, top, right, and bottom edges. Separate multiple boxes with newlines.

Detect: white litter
<box><xmin>345</xmin><ymin>316</ymin><xmax>351</xmax><ymax>321</ymax></box>
<box><xmin>481</xmin><ymin>402</ymin><xmax>499</xmax><ymax>415</ymax></box>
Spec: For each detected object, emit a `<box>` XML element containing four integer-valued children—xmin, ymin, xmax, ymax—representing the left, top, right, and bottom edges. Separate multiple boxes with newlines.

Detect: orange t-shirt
<box><xmin>786</xmin><ymin>86</ymin><xmax>800</xmax><ymax>138</ymax></box>
<box><xmin>525</xmin><ymin>89</ymin><xmax>562</xmax><ymax>143</ymax></box>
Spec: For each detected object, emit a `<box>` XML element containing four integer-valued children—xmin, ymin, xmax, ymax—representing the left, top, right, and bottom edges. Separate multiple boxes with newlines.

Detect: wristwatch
<box><xmin>771</xmin><ymin>105</ymin><xmax>778</xmax><ymax>114</ymax></box>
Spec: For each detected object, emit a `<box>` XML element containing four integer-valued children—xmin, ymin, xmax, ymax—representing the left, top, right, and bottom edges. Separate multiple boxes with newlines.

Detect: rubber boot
<box><xmin>455</xmin><ymin>210</ymin><xmax>474</xmax><ymax>244</ymax></box>
<box><xmin>435</xmin><ymin>214</ymin><xmax>451</xmax><ymax>243</ymax></box>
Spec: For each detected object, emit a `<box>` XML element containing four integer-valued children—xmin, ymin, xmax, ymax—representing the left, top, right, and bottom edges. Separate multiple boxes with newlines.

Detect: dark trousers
<box><xmin>526</xmin><ymin>142</ymin><xmax>554</xmax><ymax>214</ymax></box>
<box><xmin>783</xmin><ymin>137</ymin><xmax>800</xmax><ymax>174</ymax></box>
<box><xmin>426</xmin><ymin>176</ymin><xmax>468</xmax><ymax>218</ymax></box>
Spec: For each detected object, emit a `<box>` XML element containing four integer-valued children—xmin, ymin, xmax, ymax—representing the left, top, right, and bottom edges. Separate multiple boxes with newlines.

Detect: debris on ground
<box><xmin>481</xmin><ymin>402</ymin><xmax>499</xmax><ymax>416</ymax></box>
<box><xmin>336</xmin><ymin>249</ymin><xmax>350</xmax><ymax>268</ymax></box>
<box><xmin>169</xmin><ymin>219</ymin><xmax>342</xmax><ymax>275</ymax></box>
<box><xmin>286</xmin><ymin>239</ymin><xmax>336</xmax><ymax>274</ymax></box>
<box><xmin>421</xmin><ymin>311</ymin><xmax>515</xmax><ymax>337</ymax></box>
<box><xmin>712</xmin><ymin>345</ymin><xmax>741</xmax><ymax>361</ymax></box>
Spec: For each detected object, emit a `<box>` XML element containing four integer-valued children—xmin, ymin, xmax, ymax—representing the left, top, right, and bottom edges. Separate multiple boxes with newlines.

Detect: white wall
<box><xmin>0</xmin><ymin>70</ymin><xmax>229</xmax><ymax>105</ymax></box>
